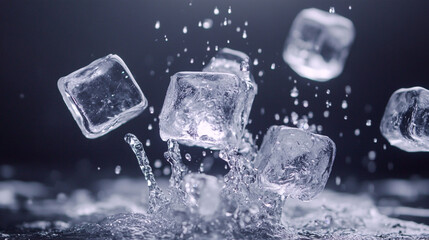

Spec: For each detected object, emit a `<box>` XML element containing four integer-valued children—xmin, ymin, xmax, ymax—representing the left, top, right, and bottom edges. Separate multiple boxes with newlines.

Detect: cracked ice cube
<box><xmin>255</xmin><ymin>126</ymin><xmax>336</xmax><ymax>201</ymax></box>
<box><xmin>58</xmin><ymin>54</ymin><xmax>147</xmax><ymax>139</ymax></box>
<box><xmin>283</xmin><ymin>8</ymin><xmax>355</xmax><ymax>81</ymax></box>
<box><xmin>203</xmin><ymin>48</ymin><xmax>257</xmax><ymax>91</ymax></box>
<box><xmin>183</xmin><ymin>173</ymin><xmax>222</xmax><ymax>216</ymax></box>
<box><xmin>159</xmin><ymin>72</ymin><xmax>255</xmax><ymax>149</ymax></box>
<box><xmin>380</xmin><ymin>87</ymin><xmax>429</xmax><ymax>152</ymax></box>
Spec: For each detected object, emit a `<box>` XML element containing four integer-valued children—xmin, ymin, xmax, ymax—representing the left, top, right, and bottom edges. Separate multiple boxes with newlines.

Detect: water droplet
<box><xmin>185</xmin><ymin>153</ymin><xmax>192</xmax><ymax>161</ymax></box>
<box><xmin>148</xmin><ymin>124</ymin><xmax>153</xmax><ymax>130</ymax></box>
<box><xmin>258</xmin><ymin>48</ymin><xmax>262</xmax><ymax>53</ymax></box>
<box><xmin>283</xmin><ymin>116</ymin><xmax>289</xmax><ymax>124</ymax></box>
<box><xmin>202</xmin><ymin>19</ymin><xmax>213</xmax><ymax>29</ymax></box>
<box><xmin>145</xmin><ymin>139</ymin><xmax>151</xmax><ymax>147</ymax></box>
<box><xmin>258</xmin><ymin>70</ymin><xmax>264</xmax><ymax>77</ymax></box>
<box><xmin>253</xmin><ymin>58</ymin><xmax>258</xmax><ymax>66</ymax></box>
<box><xmin>202</xmin><ymin>151</ymin><xmax>206</xmax><ymax>157</ymax></box>
<box><xmin>214</xmin><ymin>7</ymin><xmax>219</xmax><ymax>15</ymax></box>
<box><xmin>368</xmin><ymin>151</ymin><xmax>376</xmax><ymax>161</ymax></box>
<box><xmin>115</xmin><ymin>165</ymin><xmax>121</xmax><ymax>175</ymax></box>
<box><xmin>335</xmin><ymin>176</ymin><xmax>341</xmax><ymax>185</ymax></box>
<box><xmin>349</xmin><ymin>5</ymin><xmax>352</xmax><ymax>10</ymax></box>
<box><xmin>149</xmin><ymin>106</ymin><xmax>154</xmax><ymax>114</ymax></box>
<box><xmin>290</xmin><ymin>87</ymin><xmax>299</xmax><ymax>98</ymax></box>
<box><xmin>345</xmin><ymin>85</ymin><xmax>352</xmax><ymax>94</ymax></box>
<box><xmin>326</xmin><ymin>89</ymin><xmax>331</xmax><ymax>95</ymax></box>
<box><xmin>228</xmin><ymin>6</ymin><xmax>232</xmax><ymax>14</ymax></box>
<box><xmin>154</xmin><ymin>159</ymin><xmax>162</xmax><ymax>168</ymax></box>
<box><xmin>323</xmin><ymin>110</ymin><xmax>330</xmax><ymax>118</ymax></box>
<box><xmin>190</xmin><ymin>58</ymin><xmax>194</xmax><ymax>64</ymax></box>
<box><xmin>329</xmin><ymin>7</ymin><xmax>335</xmax><ymax>13</ymax></box>
<box><xmin>366</xmin><ymin>120</ymin><xmax>372</xmax><ymax>126</ymax></box>
<box><xmin>303</xmin><ymin>100</ymin><xmax>309</xmax><ymax>108</ymax></box>
<box><xmin>354</xmin><ymin>129</ymin><xmax>360</xmax><ymax>136</ymax></box>
<box><xmin>274</xmin><ymin>114</ymin><xmax>280</xmax><ymax>121</ymax></box>
<box><xmin>155</xmin><ymin>21</ymin><xmax>160</xmax><ymax>29</ymax></box>
<box><xmin>326</xmin><ymin>101</ymin><xmax>332</xmax><ymax>108</ymax></box>
<box><xmin>182</xmin><ymin>26</ymin><xmax>188</xmax><ymax>34</ymax></box>
<box><xmin>270</xmin><ymin>63</ymin><xmax>276</xmax><ymax>70</ymax></box>
<box><xmin>244</xmin><ymin>21</ymin><xmax>248</xmax><ymax>26</ymax></box>
<box><xmin>97</xmin><ymin>167</ymin><xmax>101</xmax><ymax>171</ymax></box>
<box><xmin>341</xmin><ymin>100</ymin><xmax>348</xmax><ymax>109</ymax></box>
<box><xmin>242</xmin><ymin>30</ymin><xmax>247</xmax><ymax>39</ymax></box>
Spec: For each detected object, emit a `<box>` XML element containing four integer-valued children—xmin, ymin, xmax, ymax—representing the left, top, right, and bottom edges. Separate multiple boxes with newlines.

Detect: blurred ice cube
<box><xmin>159</xmin><ymin>72</ymin><xmax>255</xmax><ymax>149</ymax></box>
<box><xmin>58</xmin><ymin>54</ymin><xmax>147</xmax><ymax>138</ymax></box>
<box><xmin>283</xmin><ymin>8</ymin><xmax>355</xmax><ymax>81</ymax></box>
<box><xmin>183</xmin><ymin>173</ymin><xmax>222</xmax><ymax>216</ymax></box>
<box><xmin>255</xmin><ymin>126</ymin><xmax>336</xmax><ymax>201</ymax></box>
<box><xmin>380</xmin><ymin>87</ymin><xmax>429</xmax><ymax>152</ymax></box>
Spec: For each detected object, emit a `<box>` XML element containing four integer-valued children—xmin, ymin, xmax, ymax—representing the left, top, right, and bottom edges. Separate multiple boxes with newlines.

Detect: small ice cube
<box><xmin>380</xmin><ymin>87</ymin><xmax>429</xmax><ymax>152</ymax></box>
<box><xmin>203</xmin><ymin>48</ymin><xmax>257</xmax><ymax>93</ymax></box>
<box><xmin>255</xmin><ymin>126</ymin><xmax>336</xmax><ymax>201</ymax></box>
<box><xmin>183</xmin><ymin>173</ymin><xmax>221</xmax><ymax>216</ymax></box>
<box><xmin>159</xmin><ymin>72</ymin><xmax>255</xmax><ymax>149</ymax></box>
<box><xmin>283</xmin><ymin>8</ymin><xmax>355</xmax><ymax>81</ymax></box>
<box><xmin>58</xmin><ymin>54</ymin><xmax>147</xmax><ymax>138</ymax></box>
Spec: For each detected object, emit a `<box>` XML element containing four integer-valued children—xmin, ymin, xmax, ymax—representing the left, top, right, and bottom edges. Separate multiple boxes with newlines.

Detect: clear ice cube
<box><xmin>380</xmin><ymin>87</ymin><xmax>429</xmax><ymax>152</ymax></box>
<box><xmin>58</xmin><ymin>54</ymin><xmax>147</xmax><ymax>139</ymax></box>
<box><xmin>203</xmin><ymin>48</ymin><xmax>257</xmax><ymax>91</ymax></box>
<box><xmin>183</xmin><ymin>173</ymin><xmax>222</xmax><ymax>216</ymax></box>
<box><xmin>255</xmin><ymin>126</ymin><xmax>336</xmax><ymax>201</ymax></box>
<box><xmin>283</xmin><ymin>8</ymin><xmax>355</xmax><ymax>81</ymax></box>
<box><xmin>159</xmin><ymin>72</ymin><xmax>255</xmax><ymax>149</ymax></box>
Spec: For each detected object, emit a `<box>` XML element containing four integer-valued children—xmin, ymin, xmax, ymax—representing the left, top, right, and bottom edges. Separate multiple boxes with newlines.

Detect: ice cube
<box><xmin>58</xmin><ymin>54</ymin><xmax>147</xmax><ymax>138</ymax></box>
<box><xmin>159</xmin><ymin>72</ymin><xmax>255</xmax><ymax>149</ymax></box>
<box><xmin>283</xmin><ymin>8</ymin><xmax>355</xmax><ymax>81</ymax></box>
<box><xmin>255</xmin><ymin>126</ymin><xmax>336</xmax><ymax>201</ymax></box>
<box><xmin>380</xmin><ymin>87</ymin><xmax>429</xmax><ymax>152</ymax></box>
<box><xmin>183</xmin><ymin>173</ymin><xmax>222</xmax><ymax>216</ymax></box>
<box><xmin>203</xmin><ymin>48</ymin><xmax>257</xmax><ymax>91</ymax></box>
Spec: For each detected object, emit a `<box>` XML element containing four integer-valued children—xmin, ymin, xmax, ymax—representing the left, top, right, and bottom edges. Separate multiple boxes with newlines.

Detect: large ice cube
<box><xmin>380</xmin><ymin>87</ymin><xmax>429</xmax><ymax>152</ymax></box>
<box><xmin>58</xmin><ymin>54</ymin><xmax>147</xmax><ymax>138</ymax></box>
<box><xmin>159</xmin><ymin>72</ymin><xmax>254</xmax><ymax>149</ymax></box>
<box><xmin>255</xmin><ymin>126</ymin><xmax>336</xmax><ymax>201</ymax></box>
<box><xmin>283</xmin><ymin>8</ymin><xmax>355</xmax><ymax>81</ymax></box>
<box><xmin>183</xmin><ymin>173</ymin><xmax>222</xmax><ymax>216</ymax></box>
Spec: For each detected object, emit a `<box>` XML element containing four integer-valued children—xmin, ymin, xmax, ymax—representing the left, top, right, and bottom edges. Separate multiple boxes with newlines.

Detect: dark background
<box><xmin>1</xmin><ymin>0</ymin><xmax>429</xmax><ymax>189</ymax></box>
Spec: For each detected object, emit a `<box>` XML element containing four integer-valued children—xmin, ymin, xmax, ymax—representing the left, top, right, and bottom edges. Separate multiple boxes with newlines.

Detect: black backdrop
<box><xmin>1</xmin><ymin>0</ymin><xmax>429</xmax><ymax>188</ymax></box>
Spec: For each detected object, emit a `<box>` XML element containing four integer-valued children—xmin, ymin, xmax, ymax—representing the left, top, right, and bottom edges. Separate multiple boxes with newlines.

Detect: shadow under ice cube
<box><xmin>380</xmin><ymin>87</ymin><xmax>429</xmax><ymax>152</ymax></box>
<box><xmin>255</xmin><ymin>126</ymin><xmax>336</xmax><ymax>201</ymax></box>
<box><xmin>159</xmin><ymin>72</ymin><xmax>254</xmax><ymax>149</ymax></box>
<box><xmin>283</xmin><ymin>8</ymin><xmax>355</xmax><ymax>81</ymax></box>
<box><xmin>58</xmin><ymin>54</ymin><xmax>148</xmax><ymax>139</ymax></box>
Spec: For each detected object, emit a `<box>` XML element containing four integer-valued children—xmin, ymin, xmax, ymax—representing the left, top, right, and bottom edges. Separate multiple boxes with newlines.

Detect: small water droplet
<box><xmin>274</xmin><ymin>114</ymin><xmax>280</xmax><ymax>121</ymax></box>
<box><xmin>214</xmin><ymin>7</ymin><xmax>219</xmax><ymax>15</ymax></box>
<box><xmin>270</xmin><ymin>63</ymin><xmax>276</xmax><ymax>70</ymax></box>
<box><xmin>366</xmin><ymin>119</ymin><xmax>372</xmax><ymax>126</ymax></box>
<box><xmin>148</xmin><ymin>124</ymin><xmax>153</xmax><ymax>130</ymax></box>
<box><xmin>155</xmin><ymin>21</ymin><xmax>160</xmax><ymax>29</ymax></box>
<box><xmin>323</xmin><ymin>110</ymin><xmax>330</xmax><ymax>118</ymax></box>
<box><xmin>253</xmin><ymin>58</ymin><xmax>258</xmax><ymax>66</ymax></box>
<box><xmin>228</xmin><ymin>6</ymin><xmax>232</xmax><ymax>14</ymax></box>
<box><xmin>202</xmin><ymin>19</ymin><xmax>213</xmax><ymax>29</ymax></box>
<box><xmin>115</xmin><ymin>165</ymin><xmax>121</xmax><ymax>175</ymax></box>
<box><xmin>149</xmin><ymin>106</ymin><xmax>154</xmax><ymax>114</ymax></box>
<box><xmin>341</xmin><ymin>100</ymin><xmax>348</xmax><ymax>109</ymax></box>
<box><xmin>368</xmin><ymin>151</ymin><xmax>376</xmax><ymax>161</ymax></box>
<box><xmin>182</xmin><ymin>26</ymin><xmax>188</xmax><ymax>34</ymax></box>
<box><xmin>290</xmin><ymin>87</ymin><xmax>299</xmax><ymax>98</ymax></box>
<box><xmin>242</xmin><ymin>30</ymin><xmax>247</xmax><ymax>39</ymax></box>
<box><xmin>329</xmin><ymin>7</ymin><xmax>335</xmax><ymax>13</ymax></box>
<box><xmin>185</xmin><ymin>153</ymin><xmax>192</xmax><ymax>161</ymax></box>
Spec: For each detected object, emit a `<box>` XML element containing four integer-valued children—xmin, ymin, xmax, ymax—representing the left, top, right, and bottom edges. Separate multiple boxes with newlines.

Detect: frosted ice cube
<box><xmin>203</xmin><ymin>48</ymin><xmax>257</xmax><ymax>90</ymax></box>
<box><xmin>255</xmin><ymin>126</ymin><xmax>336</xmax><ymax>201</ymax></box>
<box><xmin>283</xmin><ymin>8</ymin><xmax>355</xmax><ymax>81</ymax></box>
<box><xmin>183</xmin><ymin>173</ymin><xmax>222</xmax><ymax>216</ymax></box>
<box><xmin>58</xmin><ymin>54</ymin><xmax>147</xmax><ymax>138</ymax></box>
<box><xmin>380</xmin><ymin>87</ymin><xmax>429</xmax><ymax>152</ymax></box>
<box><xmin>159</xmin><ymin>72</ymin><xmax>255</xmax><ymax>149</ymax></box>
